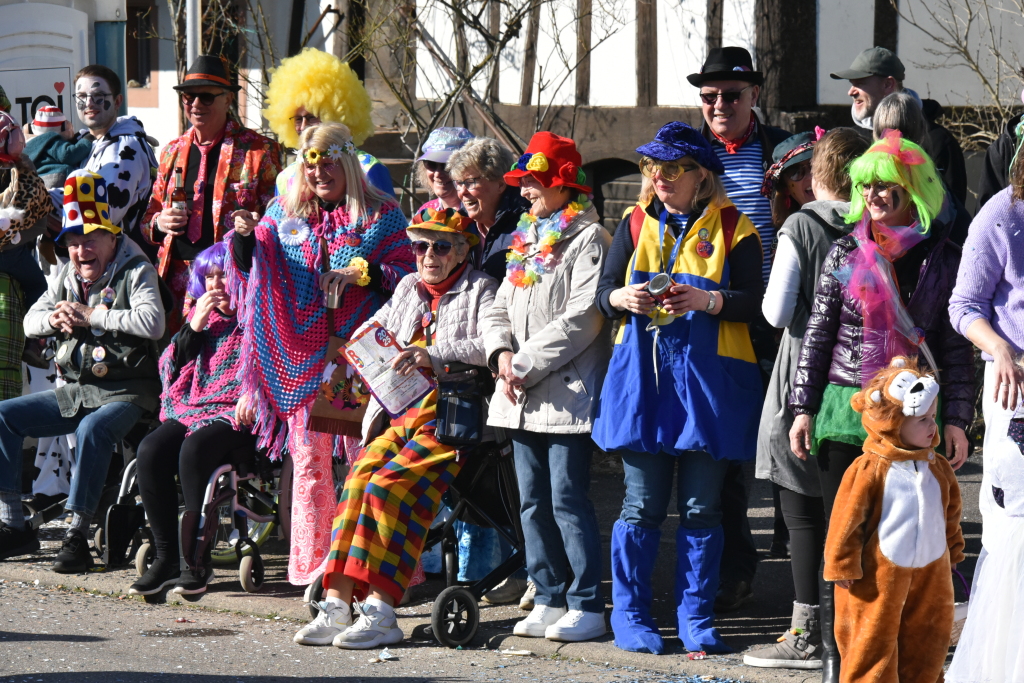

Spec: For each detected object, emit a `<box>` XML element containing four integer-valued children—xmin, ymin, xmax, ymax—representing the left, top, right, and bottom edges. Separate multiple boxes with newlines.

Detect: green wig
<box><xmin>263</xmin><ymin>48</ymin><xmax>374</xmax><ymax>149</ymax></box>
<box><xmin>845</xmin><ymin>131</ymin><xmax>944</xmax><ymax>232</ymax></box>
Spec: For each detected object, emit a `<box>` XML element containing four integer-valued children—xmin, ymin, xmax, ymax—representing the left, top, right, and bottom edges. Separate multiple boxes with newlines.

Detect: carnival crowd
<box><xmin>0</xmin><ymin>42</ymin><xmax>1021</xmax><ymax>683</ymax></box>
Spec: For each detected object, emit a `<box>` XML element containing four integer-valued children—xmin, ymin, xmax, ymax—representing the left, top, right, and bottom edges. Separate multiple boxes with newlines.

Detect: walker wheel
<box><xmin>239</xmin><ymin>553</ymin><xmax>264</xmax><ymax>593</ymax></box>
<box><xmin>431</xmin><ymin>586</ymin><xmax>478</xmax><ymax>648</ymax></box>
<box><xmin>304</xmin><ymin>572</ymin><xmax>325</xmax><ymax>618</ymax></box>
<box><xmin>135</xmin><ymin>542</ymin><xmax>155</xmax><ymax>577</ymax></box>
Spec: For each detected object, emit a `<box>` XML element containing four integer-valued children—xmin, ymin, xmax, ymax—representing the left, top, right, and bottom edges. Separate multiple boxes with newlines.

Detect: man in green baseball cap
<box><xmin>830</xmin><ymin>47</ymin><xmax>905</xmax><ymax>129</ymax></box>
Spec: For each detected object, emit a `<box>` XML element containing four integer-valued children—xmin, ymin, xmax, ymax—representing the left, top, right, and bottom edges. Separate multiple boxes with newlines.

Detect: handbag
<box><xmin>306</xmin><ymin>237</ymin><xmax>371</xmax><ymax>436</ymax></box>
<box><xmin>435</xmin><ymin>361</ymin><xmax>489</xmax><ymax>448</ymax></box>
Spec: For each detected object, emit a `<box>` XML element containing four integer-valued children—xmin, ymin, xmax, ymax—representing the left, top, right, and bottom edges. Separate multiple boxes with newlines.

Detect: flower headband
<box><xmin>760</xmin><ymin>126</ymin><xmax>825</xmax><ymax>197</ymax></box>
<box><xmin>303</xmin><ymin>141</ymin><xmax>357</xmax><ymax>166</ymax></box>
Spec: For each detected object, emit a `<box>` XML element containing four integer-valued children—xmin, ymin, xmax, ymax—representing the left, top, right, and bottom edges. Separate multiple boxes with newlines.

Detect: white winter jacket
<box><xmin>80</xmin><ymin>116</ymin><xmax>158</xmax><ymax>233</ymax></box>
<box><xmin>482</xmin><ymin>206</ymin><xmax>612</xmax><ymax>434</ymax></box>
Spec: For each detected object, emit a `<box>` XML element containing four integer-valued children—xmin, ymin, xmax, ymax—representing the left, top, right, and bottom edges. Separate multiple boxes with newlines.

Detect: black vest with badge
<box><xmin>54</xmin><ymin>255</ymin><xmax>161</xmax><ymax>387</ymax></box>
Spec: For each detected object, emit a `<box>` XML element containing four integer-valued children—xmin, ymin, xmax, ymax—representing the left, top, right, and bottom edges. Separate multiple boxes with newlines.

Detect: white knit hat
<box><xmin>32</xmin><ymin>106</ymin><xmax>65</xmax><ymax>131</ymax></box>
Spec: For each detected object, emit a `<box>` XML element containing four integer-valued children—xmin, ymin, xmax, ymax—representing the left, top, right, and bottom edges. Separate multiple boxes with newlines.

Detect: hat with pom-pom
<box><xmin>504</xmin><ymin>132</ymin><xmax>591</xmax><ymax>194</ymax></box>
<box><xmin>56</xmin><ymin>170</ymin><xmax>121</xmax><ymax>243</ymax></box>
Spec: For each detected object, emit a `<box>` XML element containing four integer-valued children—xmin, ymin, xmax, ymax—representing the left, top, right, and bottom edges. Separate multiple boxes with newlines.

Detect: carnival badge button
<box><xmin>696</xmin><ymin>240</ymin><xmax>715</xmax><ymax>258</ymax></box>
<box><xmin>92</xmin><ymin>347</ymin><xmax>106</xmax><ymax>362</ymax></box>
<box><xmin>92</xmin><ymin>362</ymin><xmax>109</xmax><ymax>378</ymax></box>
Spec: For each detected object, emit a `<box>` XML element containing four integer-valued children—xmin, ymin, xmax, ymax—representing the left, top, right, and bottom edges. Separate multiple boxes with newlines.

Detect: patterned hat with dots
<box><xmin>56</xmin><ymin>170</ymin><xmax>121</xmax><ymax>243</ymax></box>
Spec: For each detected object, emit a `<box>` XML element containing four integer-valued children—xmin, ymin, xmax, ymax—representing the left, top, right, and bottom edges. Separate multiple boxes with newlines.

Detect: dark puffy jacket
<box><xmin>978</xmin><ymin>113</ymin><xmax>1022</xmax><ymax>210</ymax></box>
<box><xmin>921</xmin><ymin>99</ymin><xmax>968</xmax><ymax>207</ymax></box>
<box><xmin>788</xmin><ymin>218</ymin><xmax>975</xmax><ymax>430</ymax></box>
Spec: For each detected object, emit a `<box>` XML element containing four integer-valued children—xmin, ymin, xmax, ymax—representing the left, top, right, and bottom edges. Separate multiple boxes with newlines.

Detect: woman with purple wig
<box><xmin>127</xmin><ymin>241</ymin><xmax>257</xmax><ymax>598</ymax></box>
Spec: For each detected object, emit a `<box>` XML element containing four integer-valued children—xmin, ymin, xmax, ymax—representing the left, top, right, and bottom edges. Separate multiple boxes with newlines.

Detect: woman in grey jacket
<box><xmin>746</xmin><ymin>129</ymin><xmax>869</xmax><ymax>672</ymax></box>
<box><xmin>483</xmin><ymin>132</ymin><xmax>611</xmax><ymax>643</ymax></box>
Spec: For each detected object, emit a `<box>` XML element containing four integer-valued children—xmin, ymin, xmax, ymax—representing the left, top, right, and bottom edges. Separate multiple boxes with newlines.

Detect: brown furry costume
<box><xmin>823</xmin><ymin>357</ymin><xmax>965</xmax><ymax>683</ymax></box>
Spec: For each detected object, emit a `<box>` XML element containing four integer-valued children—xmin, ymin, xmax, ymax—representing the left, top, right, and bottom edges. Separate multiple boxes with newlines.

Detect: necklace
<box><xmin>506</xmin><ymin>195</ymin><xmax>591</xmax><ymax>288</ymax></box>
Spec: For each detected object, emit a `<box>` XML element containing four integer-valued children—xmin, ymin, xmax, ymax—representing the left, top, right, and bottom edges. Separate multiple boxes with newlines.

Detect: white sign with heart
<box><xmin>0</xmin><ymin>66</ymin><xmax>76</xmax><ymax>130</ymax></box>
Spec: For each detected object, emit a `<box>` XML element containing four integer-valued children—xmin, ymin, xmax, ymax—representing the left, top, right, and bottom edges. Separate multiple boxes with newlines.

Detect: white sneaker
<box><xmin>519</xmin><ymin>580</ymin><xmax>537</xmax><ymax>610</ymax></box>
<box><xmin>294</xmin><ymin>601</ymin><xmax>352</xmax><ymax>645</ymax></box>
<box><xmin>544</xmin><ymin>609</ymin><xmax>606</xmax><ymax>642</ymax></box>
<box><xmin>332</xmin><ymin>600</ymin><xmax>404</xmax><ymax>650</ymax></box>
<box><xmin>483</xmin><ymin>577</ymin><xmax>528</xmax><ymax>605</ymax></box>
<box><xmin>513</xmin><ymin>604</ymin><xmax>567</xmax><ymax>637</ymax></box>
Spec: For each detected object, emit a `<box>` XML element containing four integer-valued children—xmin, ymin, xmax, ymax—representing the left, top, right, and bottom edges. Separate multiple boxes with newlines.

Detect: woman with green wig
<box><xmin>785</xmin><ymin>130</ymin><xmax>975</xmax><ymax>680</ymax></box>
<box><xmin>260</xmin><ymin>47</ymin><xmax>394</xmax><ymax>200</ymax></box>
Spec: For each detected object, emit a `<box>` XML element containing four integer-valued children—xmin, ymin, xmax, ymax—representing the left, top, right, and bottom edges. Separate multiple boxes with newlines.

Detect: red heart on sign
<box><xmin>54</xmin><ymin>82</ymin><xmax>65</xmax><ymax>94</ymax></box>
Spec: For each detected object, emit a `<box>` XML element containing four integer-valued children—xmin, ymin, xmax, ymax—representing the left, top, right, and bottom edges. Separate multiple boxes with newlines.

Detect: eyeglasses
<box><xmin>784</xmin><ymin>161</ymin><xmax>812</xmax><ymax>183</ymax></box>
<box><xmin>698</xmin><ymin>85</ymin><xmax>754</xmax><ymax>105</ymax></box>
<box><xmin>453</xmin><ymin>177</ymin><xmax>484</xmax><ymax>190</ymax></box>
<box><xmin>180</xmin><ymin>91</ymin><xmax>226</xmax><ymax>106</ymax></box>
<box><xmin>411</xmin><ymin>239</ymin><xmax>454</xmax><ymax>257</ymax></box>
<box><xmin>859</xmin><ymin>181</ymin><xmax>901</xmax><ymax>198</ymax></box>
<box><xmin>74</xmin><ymin>93</ymin><xmax>113</xmax><ymax>106</ymax></box>
<box><xmin>639</xmin><ymin>157</ymin><xmax>698</xmax><ymax>182</ymax></box>
<box><xmin>423</xmin><ymin>161</ymin><xmax>448</xmax><ymax>174</ymax></box>
<box><xmin>290</xmin><ymin>114</ymin><xmax>319</xmax><ymax>127</ymax></box>
<box><xmin>303</xmin><ymin>160</ymin><xmax>338</xmax><ymax>174</ymax></box>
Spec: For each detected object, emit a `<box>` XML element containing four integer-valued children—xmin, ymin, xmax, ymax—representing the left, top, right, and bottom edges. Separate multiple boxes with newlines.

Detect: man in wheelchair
<box><xmin>0</xmin><ymin>171</ymin><xmax>165</xmax><ymax>572</ymax></box>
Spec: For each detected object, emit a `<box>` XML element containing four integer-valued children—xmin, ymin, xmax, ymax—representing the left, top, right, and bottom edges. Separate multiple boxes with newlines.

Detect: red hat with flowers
<box><xmin>504</xmin><ymin>132</ymin><xmax>591</xmax><ymax>194</ymax></box>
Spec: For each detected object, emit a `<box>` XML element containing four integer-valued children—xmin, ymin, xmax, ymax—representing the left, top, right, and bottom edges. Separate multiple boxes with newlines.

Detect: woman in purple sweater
<box><xmin>947</xmin><ymin>181</ymin><xmax>1024</xmax><ymax>680</ymax></box>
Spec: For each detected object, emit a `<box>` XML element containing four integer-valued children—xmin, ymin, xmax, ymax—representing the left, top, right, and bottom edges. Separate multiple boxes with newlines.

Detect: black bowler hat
<box><xmin>687</xmin><ymin>47</ymin><xmax>764</xmax><ymax>87</ymax></box>
<box><xmin>173</xmin><ymin>55</ymin><xmax>241</xmax><ymax>92</ymax></box>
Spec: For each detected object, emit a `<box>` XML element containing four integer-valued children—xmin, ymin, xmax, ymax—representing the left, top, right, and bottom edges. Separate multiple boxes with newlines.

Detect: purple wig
<box><xmin>186</xmin><ymin>241</ymin><xmax>229</xmax><ymax>300</ymax></box>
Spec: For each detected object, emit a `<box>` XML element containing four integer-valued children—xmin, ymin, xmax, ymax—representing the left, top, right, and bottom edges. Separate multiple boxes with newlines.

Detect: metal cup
<box><xmin>648</xmin><ymin>273</ymin><xmax>673</xmax><ymax>303</ymax></box>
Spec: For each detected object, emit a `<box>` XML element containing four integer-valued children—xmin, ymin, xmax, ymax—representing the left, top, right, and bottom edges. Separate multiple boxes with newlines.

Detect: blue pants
<box><xmin>0</xmin><ymin>391</ymin><xmax>143</xmax><ymax>515</ymax></box>
<box><xmin>619</xmin><ymin>450</ymin><xmax>730</xmax><ymax>529</ymax></box>
<box><xmin>511</xmin><ymin>430</ymin><xmax>603</xmax><ymax>613</ymax></box>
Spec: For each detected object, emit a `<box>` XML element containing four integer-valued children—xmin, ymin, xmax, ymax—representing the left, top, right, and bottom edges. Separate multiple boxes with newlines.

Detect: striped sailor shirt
<box><xmin>715</xmin><ymin>140</ymin><xmax>774</xmax><ymax>285</ymax></box>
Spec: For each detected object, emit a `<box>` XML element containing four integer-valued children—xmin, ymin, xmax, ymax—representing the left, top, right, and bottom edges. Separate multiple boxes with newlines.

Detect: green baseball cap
<box><xmin>830</xmin><ymin>47</ymin><xmax>905</xmax><ymax>81</ymax></box>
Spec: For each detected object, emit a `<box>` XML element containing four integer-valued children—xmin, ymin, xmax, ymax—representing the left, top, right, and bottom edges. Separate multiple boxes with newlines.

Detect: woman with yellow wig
<box><xmin>263</xmin><ymin>48</ymin><xmax>394</xmax><ymax>198</ymax></box>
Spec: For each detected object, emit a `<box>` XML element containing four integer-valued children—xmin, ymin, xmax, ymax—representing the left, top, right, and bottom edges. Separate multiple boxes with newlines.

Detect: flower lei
<box><xmin>506</xmin><ymin>194</ymin><xmax>591</xmax><ymax>288</ymax></box>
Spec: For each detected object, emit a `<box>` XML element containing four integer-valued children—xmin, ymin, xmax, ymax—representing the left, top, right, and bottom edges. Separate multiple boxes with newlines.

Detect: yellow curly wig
<box><xmin>263</xmin><ymin>48</ymin><xmax>374</xmax><ymax>149</ymax></box>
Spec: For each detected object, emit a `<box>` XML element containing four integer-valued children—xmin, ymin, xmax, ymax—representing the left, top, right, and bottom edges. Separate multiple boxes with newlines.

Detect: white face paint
<box><xmin>74</xmin><ymin>75</ymin><xmax>117</xmax><ymax>132</ymax></box>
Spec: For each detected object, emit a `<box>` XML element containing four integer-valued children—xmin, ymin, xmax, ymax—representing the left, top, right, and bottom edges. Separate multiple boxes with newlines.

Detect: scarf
<box><xmin>420</xmin><ymin>261</ymin><xmax>467</xmax><ymax>303</ymax></box>
<box><xmin>184</xmin><ymin>127</ymin><xmax>226</xmax><ymax>243</ymax></box>
<box><xmin>711</xmin><ymin>116</ymin><xmax>756</xmax><ymax>154</ymax></box>
<box><xmin>159</xmin><ymin>309</ymin><xmax>244</xmax><ymax>434</ymax></box>
<box><xmin>226</xmin><ymin>198</ymin><xmax>414</xmax><ymax>458</ymax></box>
<box><xmin>835</xmin><ymin>216</ymin><xmax>931</xmax><ymax>383</ymax></box>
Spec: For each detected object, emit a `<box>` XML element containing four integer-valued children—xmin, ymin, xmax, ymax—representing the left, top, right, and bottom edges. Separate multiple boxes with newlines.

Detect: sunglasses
<box><xmin>423</xmin><ymin>160</ymin><xmax>448</xmax><ymax>173</ymax></box>
<box><xmin>290</xmin><ymin>114</ymin><xmax>319</xmax><ymax>126</ymax></box>
<box><xmin>303</xmin><ymin>160</ymin><xmax>338</xmax><ymax>173</ymax></box>
<box><xmin>784</xmin><ymin>161</ymin><xmax>812</xmax><ymax>183</ymax></box>
<box><xmin>180</xmin><ymin>91</ymin><xmax>227</xmax><ymax>106</ymax></box>
<box><xmin>411</xmin><ymin>239</ymin><xmax>454</xmax><ymax>257</ymax></box>
<box><xmin>859</xmin><ymin>181</ymin><xmax>901</xmax><ymax>198</ymax></box>
<box><xmin>698</xmin><ymin>85</ymin><xmax>754</xmax><ymax>105</ymax></box>
<box><xmin>639</xmin><ymin>157</ymin><xmax>698</xmax><ymax>182</ymax></box>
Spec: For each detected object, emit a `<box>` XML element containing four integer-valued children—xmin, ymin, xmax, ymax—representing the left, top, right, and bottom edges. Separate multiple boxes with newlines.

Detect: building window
<box><xmin>126</xmin><ymin>2</ymin><xmax>157</xmax><ymax>88</ymax></box>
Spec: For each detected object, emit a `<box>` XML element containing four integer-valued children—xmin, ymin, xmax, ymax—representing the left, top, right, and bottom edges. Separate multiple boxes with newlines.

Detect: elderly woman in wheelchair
<box><xmin>129</xmin><ymin>242</ymin><xmax>258</xmax><ymax>597</ymax></box>
<box><xmin>292</xmin><ymin>207</ymin><xmax>498</xmax><ymax>649</ymax></box>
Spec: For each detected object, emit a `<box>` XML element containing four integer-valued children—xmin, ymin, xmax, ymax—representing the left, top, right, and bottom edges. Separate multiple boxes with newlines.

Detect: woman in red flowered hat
<box><xmin>482</xmin><ymin>131</ymin><xmax>611</xmax><ymax>643</ymax></box>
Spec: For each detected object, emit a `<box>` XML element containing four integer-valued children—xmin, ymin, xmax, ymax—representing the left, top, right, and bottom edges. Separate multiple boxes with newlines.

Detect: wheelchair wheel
<box><xmin>239</xmin><ymin>553</ymin><xmax>265</xmax><ymax>593</ymax></box>
<box><xmin>135</xmin><ymin>542</ymin><xmax>155</xmax><ymax>577</ymax></box>
<box><xmin>210</xmin><ymin>487</ymin><xmax>277</xmax><ymax>566</ymax></box>
<box><xmin>93</xmin><ymin>527</ymin><xmax>105</xmax><ymax>559</ymax></box>
<box><xmin>304</xmin><ymin>573</ymin><xmax>325</xmax><ymax>618</ymax></box>
<box><xmin>431</xmin><ymin>586</ymin><xmax>478</xmax><ymax>648</ymax></box>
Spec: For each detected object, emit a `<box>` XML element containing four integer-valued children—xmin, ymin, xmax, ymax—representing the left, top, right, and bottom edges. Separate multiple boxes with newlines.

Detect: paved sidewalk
<box><xmin>0</xmin><ymin>452</ymin><xmax>981</xmax><ymax>680</ymax></box>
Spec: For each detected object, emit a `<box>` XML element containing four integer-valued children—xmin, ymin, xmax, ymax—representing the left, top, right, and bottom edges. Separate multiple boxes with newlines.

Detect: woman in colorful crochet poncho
<box><xmin>229</xmin><ymin>122</ymin><xmax>414</xmax><ymax>588</ymax></box>
<box><xmin>130</xmin><ymin>242</ymin><xmax>255</xmax><ymax>598</ymax></box>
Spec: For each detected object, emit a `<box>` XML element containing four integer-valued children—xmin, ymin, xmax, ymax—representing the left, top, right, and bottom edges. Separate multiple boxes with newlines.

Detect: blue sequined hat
<box><xmin>636</xmin><ymin>121</ymin><xmax>725</xmax><ymax>174</ymax></box>
<box><xmin>417</xmin><ymin>127</ymin><xmax>474</xmax><ymax>163</ymax></box>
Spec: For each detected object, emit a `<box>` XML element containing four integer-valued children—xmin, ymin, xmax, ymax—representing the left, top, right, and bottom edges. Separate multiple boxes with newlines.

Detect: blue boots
<box><xmin>610</xmin><ymin>521</ymin><xmax>665</xmax><ymax>654</ymax></box>
<box><xmin>676</xmin><ymin>526</ymin><xmax>732</xmax><ymax>653</ymax></box>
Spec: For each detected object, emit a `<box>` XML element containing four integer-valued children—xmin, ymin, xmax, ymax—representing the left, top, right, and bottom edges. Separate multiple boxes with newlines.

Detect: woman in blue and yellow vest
<box><xmin>593</xmin><ymin>122</ymin><xmax>765</xmax><ymax>655</ymax></box>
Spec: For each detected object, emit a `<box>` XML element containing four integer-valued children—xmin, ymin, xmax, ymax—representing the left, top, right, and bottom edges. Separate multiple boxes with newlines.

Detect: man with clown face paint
<box><xmin>72</xmin><ymin>65</ymin><xmax>158</xmax><ymax>249</ymax></box>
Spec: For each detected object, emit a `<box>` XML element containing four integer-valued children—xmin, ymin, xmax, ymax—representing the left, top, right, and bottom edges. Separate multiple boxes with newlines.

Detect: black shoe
<box><xmin>768</xmin><ymin>538</ymin><xmax>791</xmax><ymax>559</ymax></box>
<box><xmin>52</xmin><ymin>528</ymin><xmax>95</xmax><ymax>573</ymax></box>
<box><xmin>819</xmin><ymin>570</ymin><xmax>840</xmax><ymax>683</ymax></box>
<box><xmin>172</xmin><ymin>565</ymin><xmax>215</xmax><ymax>595</ymax></box>
<box><xmin>129</xmin><ymin>558</ymin><xmax>181</xmax><ymax>596</ymax></box>
<box><xmin>714</xmin><ymin>578</ymin><xmax>753</xmax><ymax>612</ymax></box>
<box><xmin>0</xmin><ymin>523</ymin><xmax>40</xmax><ymax>560</ymax></box>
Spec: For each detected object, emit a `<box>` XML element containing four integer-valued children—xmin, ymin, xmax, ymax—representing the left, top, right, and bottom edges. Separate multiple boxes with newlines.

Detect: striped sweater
<box><xmin>715</xmin><ymin>139</ymin><xmax>774</xmax><ymax>285</ymax></box>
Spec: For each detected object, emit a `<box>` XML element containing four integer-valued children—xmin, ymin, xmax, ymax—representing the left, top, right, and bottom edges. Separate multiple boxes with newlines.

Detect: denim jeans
<box><xmin>511</xmin><ymin>429</ymin><xmax>603</xmax><ymax>613</ymax></box>
<box><xmin>0</xmin><ymin>391</ymin><xmax>143</xmax><ymax>515</ymax></box>
<box><xmin>619</xmin><ymin>450</ymin><xmax>730</xmax><ymax>530</ymax></box>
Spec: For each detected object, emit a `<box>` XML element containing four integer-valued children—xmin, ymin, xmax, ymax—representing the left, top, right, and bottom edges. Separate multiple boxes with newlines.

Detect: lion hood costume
<box><xmin>824</xmin><ymin>356</ymin><xmax>964</xmax><ymax>683</ymax></box>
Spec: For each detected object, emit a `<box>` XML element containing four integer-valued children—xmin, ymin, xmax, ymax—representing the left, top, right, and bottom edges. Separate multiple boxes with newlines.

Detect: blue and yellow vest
<box><xmin>591</xmin><ymin>200</ymin><xmax>763</xmax><ymax>460</ymax></box>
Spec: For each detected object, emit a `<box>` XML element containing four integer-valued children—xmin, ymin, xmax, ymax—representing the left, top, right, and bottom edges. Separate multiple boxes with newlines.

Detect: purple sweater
<box><xmin>948</xmin><ymin>186</ymin><xmax>1024</xmax><ymax>360</ymax></box>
